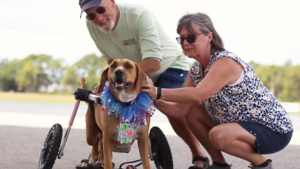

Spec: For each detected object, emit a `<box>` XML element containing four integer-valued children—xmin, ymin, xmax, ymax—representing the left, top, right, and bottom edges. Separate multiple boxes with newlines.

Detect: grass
<box><xmin>0</xmin><ymin>92</ymin><xmax>75</xmax><ymax>103</ymax></box>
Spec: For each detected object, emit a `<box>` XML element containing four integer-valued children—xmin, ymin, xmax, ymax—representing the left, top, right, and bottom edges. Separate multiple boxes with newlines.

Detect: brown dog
<box><xmin>80</xmin><ymin>59</ymin><xmax>154</xmax><ymax>169</ymax></box>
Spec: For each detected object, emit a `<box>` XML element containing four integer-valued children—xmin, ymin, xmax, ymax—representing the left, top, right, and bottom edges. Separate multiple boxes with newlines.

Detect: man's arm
<box><xmin>137</xmin><ymin>11</ymin><xmax>163</xmax><ymax>76</ymax></box>
<box><xmin>138</xmin><ymin>58</ymin><xmax>161</xmax><ymax>76</ymax></box>
<box><xmin>108</xmin><ymin>58</ymin><xmax>160</xmax><ymax>76</ymax></box>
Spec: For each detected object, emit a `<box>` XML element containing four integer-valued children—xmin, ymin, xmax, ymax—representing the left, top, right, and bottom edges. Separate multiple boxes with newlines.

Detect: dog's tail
<box><xmin>79</xmin><ymin>77</ymin><xmax>87</xmax><ymax>89</ymax></box>
<box><xmin>79</xmin><ymin>77</ymin><xmax>102</xmax><ymax>144</ymax></box>
<box><xmin>79</xmin><ymin>76</ymin><xmax>97</xmax><ymax>122</ymax></box>
<box><xmin>79</xmin><ymin>76</ymin><xmax>95</xmax><ymax>113</ymax></box>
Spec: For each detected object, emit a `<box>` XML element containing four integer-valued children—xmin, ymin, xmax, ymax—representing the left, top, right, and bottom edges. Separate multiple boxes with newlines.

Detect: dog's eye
<box><xmin>110</xmin><ymin>62</ymin><xmax>117</xmax><ymax>69</ymax></box>
<box><xmin>124</xmin><ymin>62</ymin><xmax>133</xmax><ymax>69</ymax></box>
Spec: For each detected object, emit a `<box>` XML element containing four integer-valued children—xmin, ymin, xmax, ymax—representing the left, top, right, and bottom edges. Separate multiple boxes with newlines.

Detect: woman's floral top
<box><xmin>190</xmin><ymin>50</ymin><xmax>293</xmax><ymax>134</ymax></box>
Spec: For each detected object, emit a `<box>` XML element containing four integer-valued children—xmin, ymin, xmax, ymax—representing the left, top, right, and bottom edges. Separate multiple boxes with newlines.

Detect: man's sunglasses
<box><xmin>86</xmin><ymin>6</ymin><xmax>105</xmax><ymax>20</ymax></box>
<box><xmin>176</xmin><ymin>33</ymin><xmax>203</xmax><ymax>45</ymax></box>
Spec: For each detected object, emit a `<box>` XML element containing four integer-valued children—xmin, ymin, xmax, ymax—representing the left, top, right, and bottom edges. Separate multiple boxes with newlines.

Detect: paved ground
<box><xmin>0</xmin><ymin>125</ymin><xmax>299</xmax><ymax>169</ymax></box>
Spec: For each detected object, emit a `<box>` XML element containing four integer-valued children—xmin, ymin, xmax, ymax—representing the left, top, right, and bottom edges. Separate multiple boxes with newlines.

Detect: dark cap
<box><xmin>79</xmin><ymin>0</ymin><xmax>102</xmax><ymax>18</ymax></box>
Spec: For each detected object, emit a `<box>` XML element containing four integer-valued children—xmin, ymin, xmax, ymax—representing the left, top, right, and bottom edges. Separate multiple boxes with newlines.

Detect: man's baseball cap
<box><xmin>79</xmin><ymin>0</ymin><xmax>102</xmax><ymax>18</ymax></box>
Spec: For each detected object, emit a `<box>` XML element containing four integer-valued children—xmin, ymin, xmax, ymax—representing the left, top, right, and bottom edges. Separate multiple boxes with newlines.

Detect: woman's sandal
<box><xmin>188</xmin><ymin>156</ymin><xmax>210</xmax><ymax>169</ymax></box>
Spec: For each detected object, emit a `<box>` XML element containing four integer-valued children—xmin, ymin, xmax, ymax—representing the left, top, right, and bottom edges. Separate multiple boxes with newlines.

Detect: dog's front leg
<box><xmin>138</xmin><ymin>126</ymin><xmax>151</xmax><ymax>169</ymax></box>
<box><xmin>102</xmin><ymin>133</ymin><xmax>113</xmax><ymax>169</ymax></box>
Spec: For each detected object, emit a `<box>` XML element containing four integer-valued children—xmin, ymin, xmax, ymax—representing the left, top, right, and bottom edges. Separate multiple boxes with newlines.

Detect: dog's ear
<box><xmin>134</xmin><ymin>63</ymin><xmax>147</xmax><ymax>89</ymax></box>
<box><xmin>97</xmin><ymin>67</ymin><xmax>109</xmax><ymax>94</ymax></box>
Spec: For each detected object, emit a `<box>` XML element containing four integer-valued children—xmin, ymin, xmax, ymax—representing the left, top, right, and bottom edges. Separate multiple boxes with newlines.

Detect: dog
<box><xmin>79</xmin><ymin>59</ymin><xmax>155</xmax><ymax>169</ymax></box>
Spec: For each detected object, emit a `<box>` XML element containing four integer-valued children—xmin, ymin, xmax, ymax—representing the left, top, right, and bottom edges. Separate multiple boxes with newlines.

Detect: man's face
<box><xmin>85</xmin><ymin>0</ymin><xmax>116</xmax><ymax>32</ymax></box>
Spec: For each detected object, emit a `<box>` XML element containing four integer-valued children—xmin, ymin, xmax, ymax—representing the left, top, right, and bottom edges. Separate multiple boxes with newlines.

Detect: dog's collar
<box><xmin>101</xmin><ymin>82</ymin><xmax>155</xmax><ymax>125</ymax></box>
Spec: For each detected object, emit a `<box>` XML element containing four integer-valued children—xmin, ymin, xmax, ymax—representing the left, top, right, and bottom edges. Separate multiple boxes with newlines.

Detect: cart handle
<box><xmin>57</xmin><ymin>88</ymin><xmax>103</xmax><ymax>159</ymax></box>
<box><xmin>73</xmin><ymin>88</ymin><xmax>102</xmax><ymax>104</ymax></box>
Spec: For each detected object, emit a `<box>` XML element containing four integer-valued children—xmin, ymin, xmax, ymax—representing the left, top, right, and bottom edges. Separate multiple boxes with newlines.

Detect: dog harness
<box><xmin>101</xmin><ymin>82</ymin><xmax>155</xmax><ymax>143</ymax></box>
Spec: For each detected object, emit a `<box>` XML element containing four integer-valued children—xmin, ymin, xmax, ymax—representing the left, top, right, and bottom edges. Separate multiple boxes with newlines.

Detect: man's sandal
<box><xmin>75</xmin><ymin>159</ymin><xmax>94</xmax><ymax>169</ymax></box>
<box><xmin>188</xmin><ymin>156</ymin><xmax>210</xmax><ymax>169</ymax></box>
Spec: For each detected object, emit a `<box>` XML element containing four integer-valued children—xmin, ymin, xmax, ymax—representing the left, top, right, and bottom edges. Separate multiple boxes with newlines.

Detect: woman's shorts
<box><xmin>155</xmin><ymin>68</ymin><xmax>188</xmax><ymax>88</ymax></box>
<box><xmin>237</xmin><ymin>121</ymin><xmax>293</xmax><ymax>154</ymax></box>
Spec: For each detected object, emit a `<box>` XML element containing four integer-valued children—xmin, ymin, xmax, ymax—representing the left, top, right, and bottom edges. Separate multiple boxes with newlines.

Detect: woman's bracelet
<box><xmin>156</xmin><ymin>87</ymin><xmax>161</xmax><ymax>100</ymax></box>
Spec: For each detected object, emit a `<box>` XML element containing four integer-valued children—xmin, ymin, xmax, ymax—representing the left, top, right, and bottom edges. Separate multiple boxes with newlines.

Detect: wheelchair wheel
<box><xmin>149</xmin><ymin>126</ymin><xmax>173</xmax><ymax>169</ymax></box>
<box><xmin>38</xmin><ymin>123</ymin><xmax>63</xmax><ymax>169</ymax></box>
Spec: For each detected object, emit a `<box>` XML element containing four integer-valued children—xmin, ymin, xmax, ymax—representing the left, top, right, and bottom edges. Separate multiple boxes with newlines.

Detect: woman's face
<box><xmin>179</xmin><ymin>22</ymin><xmax>212</xmax><ymax>59</ymax></box>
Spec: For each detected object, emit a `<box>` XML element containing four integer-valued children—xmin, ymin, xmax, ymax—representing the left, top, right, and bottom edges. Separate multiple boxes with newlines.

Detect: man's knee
<box><xmin>156</xmin><ymin>68</ymin><xmax>188</xmax><ymax>88</ymax></box>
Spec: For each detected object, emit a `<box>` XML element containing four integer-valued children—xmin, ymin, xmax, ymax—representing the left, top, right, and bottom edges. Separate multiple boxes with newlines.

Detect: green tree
<box><xmin>47</xmin><ymin>59</ymin><xmax>64</xmax><ymax>90</ymax></box>
<box><xmin>248</xmin><ymin>61</ymin><xmax>260</xmax><ymax>72</ymax></box>
<box><xmin>0</xmin><ymin>59</ymin><xmax>20</xmax><ymax>91</ymax></box>
<box><xmin>255</xmin><ymin>64</ymin><xmax>286</xmax><ymax>100</ymax></box>
<box><xmin>282</xmin><ymin>64</ymin><xmax>300</xmax><ymax>102</ymax></box>
<box><xmin>16</xmin><ymin>60</ymin><xmax>36</xmax><ymax>91</ymax></box>
<box><xmin>16</xmin><ymin>54</ymin><xmax>64</xmax><ymax>92</ymax></box>
<box><xmin>73</xmin><ymin>54</ymin><xmax>107</xmax><ymax>89</ymax></box>
<box><xmin>61</xmin><ymin>66</ymin><xmax>79</xmax><ymax>91</ymax></box>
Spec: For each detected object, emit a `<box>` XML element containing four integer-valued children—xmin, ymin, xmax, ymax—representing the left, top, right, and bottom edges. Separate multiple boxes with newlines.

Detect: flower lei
<box><xmin>100</xmin><ymin>82</ymin><xmax>155</xmax><ymax>143</ymax></box>
<box><xmin>101</xmin><ymin>82</ymin><xmax>155</xmax><ymax>124</ymax></box>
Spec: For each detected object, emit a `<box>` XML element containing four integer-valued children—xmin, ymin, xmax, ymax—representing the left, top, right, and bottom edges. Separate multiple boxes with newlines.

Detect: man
<box><xmin>78</xmin><ymin>0</ymin><xmax>208</xmax><ymax>168</ymax></box>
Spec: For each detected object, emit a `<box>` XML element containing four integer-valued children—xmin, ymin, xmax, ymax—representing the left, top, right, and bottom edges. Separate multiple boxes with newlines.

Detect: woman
<box><xmin>142</xmin><ymin>12</ymin><xmax>293</xmax><ymax>169</ymax></box>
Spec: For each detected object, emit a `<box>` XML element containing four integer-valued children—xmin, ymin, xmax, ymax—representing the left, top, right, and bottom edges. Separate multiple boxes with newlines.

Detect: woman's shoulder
<box><xmin>212</xmin><ymin>50</ymin><xmax>238</xmax><ymax>59</ymax></box>
<box><xmin>211</xmin><ymin>50</ymin><xmax>248</xmax><ymax>68</ymax></box>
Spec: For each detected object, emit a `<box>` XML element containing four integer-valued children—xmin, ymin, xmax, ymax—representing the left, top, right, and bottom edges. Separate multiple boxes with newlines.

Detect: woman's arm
<box><xmin>152</xmin><ymin>71</ymin><xmax>195</xmax><ymax>119</ymax></box>
<box><xmin>143</xmin><ymin>57</ymin><xmax>243</xmax><ymax>104</ymax></box>
<box><xmin>153</xmin><ymin>100</ymin><xmax>193</xmax><ymax>119</ymax></box>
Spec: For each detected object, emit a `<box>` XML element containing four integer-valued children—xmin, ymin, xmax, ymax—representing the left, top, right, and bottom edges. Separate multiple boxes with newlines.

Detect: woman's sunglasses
<box><xmin>86</xmin><ymin>6</ymin><xmax>106</xmax><ymax>20</ymax></box>
<box><xmin>176</xmin><ymin>33</ymin><xmax>203</xmax><ymax>45</ymax></box>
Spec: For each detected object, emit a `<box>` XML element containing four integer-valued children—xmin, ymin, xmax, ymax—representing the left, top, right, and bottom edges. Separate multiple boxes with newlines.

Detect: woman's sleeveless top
<box><xmin>190</xmin><ymin>50</ymin><xmax>293</xmax><ymax>134</ymax></box>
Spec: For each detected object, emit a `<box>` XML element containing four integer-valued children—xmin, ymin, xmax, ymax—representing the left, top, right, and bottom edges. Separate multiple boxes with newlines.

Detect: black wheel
<box><xmin>149</xmin><ymin>126</ymin><xmax>173</xmax><ymax>169</ymax></box>
<box><xmin>38</xmin><ymin>123</ymin><xmax>63</xmax><ymax>169</ymax></box>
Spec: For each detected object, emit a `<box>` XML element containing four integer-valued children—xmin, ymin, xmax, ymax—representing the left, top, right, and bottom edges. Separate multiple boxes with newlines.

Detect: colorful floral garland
<box><xmin>100</xmin><ymin>82</ymin><xmax>155</xmax><ymax>143</ymax></box>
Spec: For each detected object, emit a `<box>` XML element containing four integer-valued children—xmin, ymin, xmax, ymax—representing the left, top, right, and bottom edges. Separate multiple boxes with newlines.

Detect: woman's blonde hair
<box><xmin>177</xmin><ymin>12</ymin><xmax>225</xmax><ymax>51</ymax></box>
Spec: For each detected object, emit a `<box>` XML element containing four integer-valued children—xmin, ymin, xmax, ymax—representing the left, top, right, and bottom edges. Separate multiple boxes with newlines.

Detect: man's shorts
<box><xmin>155</xmin><ymin>68</ymin><xmax>188</xmax><ymax>89</ymax></box>
<box><xmin>237</xmin><ymin>121</ymin><xmax>293</xmax><ymax>154</ymax></box>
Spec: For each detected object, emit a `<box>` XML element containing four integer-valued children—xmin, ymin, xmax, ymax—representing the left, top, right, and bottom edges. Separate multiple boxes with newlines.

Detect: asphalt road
<box><xmin>0</xmin><ymin>125</ymin><xmax>299</xmax><ymax>169</ymax></box>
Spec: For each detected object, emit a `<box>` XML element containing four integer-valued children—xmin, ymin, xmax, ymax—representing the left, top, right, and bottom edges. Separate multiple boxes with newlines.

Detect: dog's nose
<box><xmin>115</xmin><ymin>69</ymin><xmax>124</xmax><ymax>79</ymax></box>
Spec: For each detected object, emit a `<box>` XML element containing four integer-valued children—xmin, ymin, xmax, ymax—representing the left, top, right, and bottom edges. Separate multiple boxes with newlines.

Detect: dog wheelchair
<box><xmin>38</xmin><ymin>87</ymin><xmax>174</xmax><ymax>169</ymax></box>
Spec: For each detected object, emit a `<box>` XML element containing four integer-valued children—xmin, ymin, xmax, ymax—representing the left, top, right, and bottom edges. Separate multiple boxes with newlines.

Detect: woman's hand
<box><xmin>141</xmin><ymin>77</ymin><xmax>157</xmax><ymax>99</ymax></box>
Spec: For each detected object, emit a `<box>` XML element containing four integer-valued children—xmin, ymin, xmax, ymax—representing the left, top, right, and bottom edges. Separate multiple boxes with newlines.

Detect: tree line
<box><xmin>0</xmin><ymin>54</ymin><xmax>299</xmax><ymax>102</ymax></box>
<box><xmin>0</xmin><ymin>54</ymin><xmax>107</xmax><ymax>93</ymax></box>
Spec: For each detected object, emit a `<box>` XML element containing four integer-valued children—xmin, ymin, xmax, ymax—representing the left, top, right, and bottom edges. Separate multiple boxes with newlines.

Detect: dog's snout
<box><xmin>115</xmin><ymin>69</ymin><xmax>123</xmax><ymax>76</ymax></box>
<box><xmin>115</xmin><ymin>69</ymin><xmax>124</xmax><ymax>80</ymax></box>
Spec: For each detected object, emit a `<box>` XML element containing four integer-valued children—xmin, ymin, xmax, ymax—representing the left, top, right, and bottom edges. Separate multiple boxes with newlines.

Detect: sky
<box><xmin>1</xmin><ymin>0</ymin><xmax>300</xmax><ymax>65</ymax></box>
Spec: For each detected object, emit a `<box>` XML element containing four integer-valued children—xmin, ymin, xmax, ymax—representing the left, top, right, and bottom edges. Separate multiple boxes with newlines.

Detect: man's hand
<box><xmin>141</xmin><ymin>76</ymin><xmax>156</xmax><ymax>99</ymax></box>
